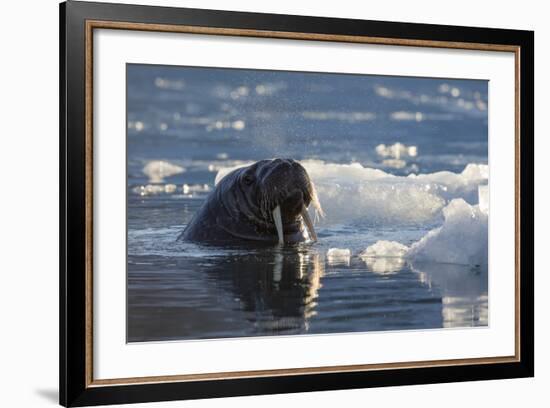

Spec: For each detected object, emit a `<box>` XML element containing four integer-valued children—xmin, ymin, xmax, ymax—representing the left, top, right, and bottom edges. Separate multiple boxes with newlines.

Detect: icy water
<box><xmin>127</xmin><ymin>65</ymin><xmax>489</xmax><ymax>342</ymax></box>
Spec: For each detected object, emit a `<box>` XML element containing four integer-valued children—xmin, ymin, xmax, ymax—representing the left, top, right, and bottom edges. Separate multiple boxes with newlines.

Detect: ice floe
<box><xmin>302</xmin><ymin>160</ymin><xmax>445</xmax><ymax>226</ymax></box>
<box><xmin>408</xmin><ymin>163</ymin><xmax>488</xmax><ymax>203</ymax></box>
<box><xmin>132</xmin><ymin>183</ymin><xmax>210</xmax><ymax>197</ymax></box>
<box><xmin>132</xmin><ymin>184</ymin><xmax>178</xmax><ymax>196</ymax></box>
<box><xmin>360</xmin><ymin>240</ymin><xmax>409</xmax><ymax>258</ymax></box>
<box><xmin>326</xmin><ymin>248</ymin><xmax>351</xmax><ymax>266</ymax></box>
<box><xmin>142</xmin><ymin>160</ymin><xmax>185</xmax><ymax>183</ymax></box>
<box><xmin>182</xmin><ymin>184</ymin><xmax>211</xmax><ymax>195</ymax></box>
<box><xmin>214</xmin><ymin>159</ymin><xmax>488</xmax><ymax>227</ymax></box>
<box><xmin>154</xmin><ymin>77</ymin><xmax>185</xmax><ymax>91</ymax></box>
<box><xmin>362</xmin><ymin>196</ymin><xmax>488</xmax><ymax>267</ymax></box>
<box><xmin>375</xmin><ymin>143</ymin><xmax>418</xmax><ymax>160</ymax></box>
<box><xmin>408</xmin><ymin>198</ymin><xmax>488</xmax><ymax>265</ymax></box>
<box><xmin>359</xmin><ymin>240</ymin><xmax>409</xmax><ymax>274</ymax></box>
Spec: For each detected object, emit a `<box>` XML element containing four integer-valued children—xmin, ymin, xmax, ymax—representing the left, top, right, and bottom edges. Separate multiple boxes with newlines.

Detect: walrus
<box><xmin>179</xmin><ymin>158</ymin><xmax>323</xmax><ymax>245</ymax></box>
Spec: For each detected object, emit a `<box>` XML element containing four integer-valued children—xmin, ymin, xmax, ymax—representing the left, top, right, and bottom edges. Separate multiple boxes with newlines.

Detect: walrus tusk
<box><xmin>272</xmin><ymin>205</ymin><xmax>284</xmax><ymax>245</ymax></box>
<box><xmin>301</xmin><ymin>205</ymin><xmax>318</xmax><ymax>242</ymax></box>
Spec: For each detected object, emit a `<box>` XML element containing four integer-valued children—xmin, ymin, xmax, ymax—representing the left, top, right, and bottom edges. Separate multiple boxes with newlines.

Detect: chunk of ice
<box><xmin>302</xmin><ymin>160</ymin><xmax>445</xmax><ymax>226</ymax></box>
<box><xmin>215</xmin><ymin>160</ymin><xmax>488</xmax><ymax>228</ymax></box>
<box><xmin>326</xmin><ymin>248</ymin><xmax>351</xmax><ymax>266</ymax></box>
<box><xmin>183</xmin><ymin>183</ymin><xmax>211</xmax><ymax>195</ymax></box>
<box><xmin>359</xmin><ymin>241</ymin><xmax>409</xmax><ymax>274</ymax></box>
<box><xmin>375</xmin><ymin>143</ymin><xmax>418</xmax><ymax>159</ymax></box>
<box><xmin>408</xmin><ymin>199</ymin><xmax>488</xmax><ymax>265</ymax></box>
<box><xmin>478</xmin><ymin>185</ymin><xmax>489</xmax><ymax>215</ymax></box>
<box><xmin>142</xmin><ymin>160</ymin><xmax>185</xmax><ymax>183</ymax></box>
<box><xmin>361</xmin><ymin>198</ymin><xmax>488</xmax><ymax>268</ymax></box>
<box><xmin>132</xmin><ymin>184</ymin><xmax>177</xmax><ymax>196</ymax></box>
<box><xmin>360</xmin><ymin>240</ymin><xmax>409</xmax><ymax>258</ymax></box>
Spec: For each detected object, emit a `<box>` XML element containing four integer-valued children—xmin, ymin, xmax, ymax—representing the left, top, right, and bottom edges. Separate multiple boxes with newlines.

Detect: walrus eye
<box><xmin>242</xmin><ymin>174</ymin><xmax>255</xmax><ymax>186</ymax></box>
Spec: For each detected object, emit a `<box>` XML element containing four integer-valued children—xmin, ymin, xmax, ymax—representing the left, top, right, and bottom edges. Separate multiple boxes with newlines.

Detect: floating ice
<box><xmin>132</xmin><ymin>184</ymin><xmax>178</xmax><ymax>196</ymax></box>
<box><xmin>360</xmin><ymin>240</ymin><xmax>409</xmax><ymax>258</ymax></box>
<box><xmin>327</xmin><ymin>248</ymin><xmax>351</xmax><ymax>257</ymax></box>
<box><xmin>376</xmin><ymin>143</ymin><xmax>418</xmax><ymax>159</ymax></box>
<box><xmin>363</xmin><ymin>256</ymin><xmax>405</xmax><ymax>275</ymax></box>
<box><xmin>142</xmin><ymin>160</ymin><xmax>185</xmax><ymax>183</ymax></box>
<box><xmin>461</xmin><ymin>163</ymin><xmax>489</xmax><ymax>180</ymax></box>
<box><xmin>376</xmin><ymin>143</ymin><xmax>418</xmax><ymax>169</ymax></box>
<box><xmin>182</xmin><ymin>183</ymin><xmax>211</xmax><ymax>195</ymax></box>
<box><xmin>390</xmin><ymin>111</ymin><xmax>424</xmax><ymax>122</ymax></box>
<box><xmin>478</xmin><ymin>185</ymin><xmax>489</xmax><ymax>215</ymax></box>
<box><xmin>302</xmin><ymin>160</ymin><xmax>391</xmax><ymax>181</ymax></box>
<box><xmin>132</xmin><ymin>183</ymin><xmax>210</xmax><ymax>196</ymax></box>
<box><xmin>154</xmin><ymin>77</ymin><xmax>185</xmax><ymax>91</ymax></box>
<box><xmin>301</xmin><ymin>160</ymin><xmax>445</xmax><ymax>226</ymax></box>
<box><xmin>164</xmin><ymin>184</ymin><xmax>177</xmax><ymax>193</ymax></box>
<box><xmin>362</xmin><ymin>188</ymin><xmax>488</xmax><ymax>267</ymax></box>
<box><xmin>215</xmin><ymin>160</ymin><xmax>488</xmax><ymax>227</ymax></box>
<box><xmin>408</xmin><ymin>198</ymin><xmax>488</xmax><ymax>266</ymax></box>
<box><xmin>408</xmin><ymin>163</ymin><xmax>488</xmax><ymax>204</ymax></box>
<box><xmin>389</xmin><ymin>112</ymin><xmax>457</xmax><ymax>122</ymax></box>
<box><xmin>359</xmin><ymin>240</ymin><xmax>409</xmax><ymax>274</ymax></box>
<box><xmin>326</xmin><ymin>248</ymin><xmax>351</xmax><ymax>266</ymax></box>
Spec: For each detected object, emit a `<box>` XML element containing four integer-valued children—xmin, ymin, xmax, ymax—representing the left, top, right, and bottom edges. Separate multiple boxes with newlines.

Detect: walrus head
<box><xmin>216</xmin><ymin>159</ymin><xmax>323</xmax><ymax>244</ymax></box>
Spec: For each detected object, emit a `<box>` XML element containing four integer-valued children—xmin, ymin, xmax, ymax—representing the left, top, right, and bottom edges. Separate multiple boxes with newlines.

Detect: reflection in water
<box><xmin>209</xmin><ymin>248</ymin><xmax>325</xmax><ymax>333</ymax></box>
<box><xmin>128</xmin><ymin>243</ymin><xmax>487</xmax><ymax>342</ymax></box>
<box><xmin>362</xmin><ymin>256</ymin><xmax>406</xmax><ymax>275</ymax></box>
<box><xmin>127</xmin><ymin>246</ymin><xmax>330</xmax><ymax>341</ymax></box>
<box><xmin>441</xmin><ymin>295</ymin><xmax>488</xmax><ymax>328</ymax></box>
<box><xmin>411</xmin><ymin>262</ymin><xmax>488</xmax><ymax>328</ymax></box>
<box><xmin>326</xmin><ymin>248</ymin><xmax>351</xmax><ymax>266</ymax></box>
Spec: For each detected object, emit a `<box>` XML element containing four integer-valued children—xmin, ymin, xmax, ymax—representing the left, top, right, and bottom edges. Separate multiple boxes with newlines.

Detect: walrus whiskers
<box><xmin>300</xmin><ymin>205</ymin><xmax>317</xmax><ymax>242</ymax></box>
<box><xmin>267</xmin><ymin>178</ymin><xmax>323</xmax><ymax>244</ymax></box>
<box><xmin>309</xmin><ymin>181</ymin><xmax>325</xmax><ymax>223</ymax></box>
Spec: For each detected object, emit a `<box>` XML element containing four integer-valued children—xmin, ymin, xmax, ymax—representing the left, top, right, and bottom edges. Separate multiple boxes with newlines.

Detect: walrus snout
<box><xmin>257</xmin><ymin>159</ymin><xmax>322</xmax><ymax>244</ymax></box>
<box><xmin>261</xmin><ymin>159</ymin><xmax>313</xmax><ymax>206</ymax></box>
<box><xmin>279</xmin><ymin>189</ymin><xmax>305</xmax><ymax>221</ymax></box>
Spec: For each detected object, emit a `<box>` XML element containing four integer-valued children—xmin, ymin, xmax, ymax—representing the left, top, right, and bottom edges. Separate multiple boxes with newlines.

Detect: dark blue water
<box><xmin>127</xmin><ymin>64</ymin><xmax>488</xmax><ymax>342</ymax></box>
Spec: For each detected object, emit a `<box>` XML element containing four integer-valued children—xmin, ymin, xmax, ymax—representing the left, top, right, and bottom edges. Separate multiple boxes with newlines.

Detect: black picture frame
<box><xmin>60</xmin><ymin>1</ymin><xmax>534</xmax><ymax>406</ymax></box>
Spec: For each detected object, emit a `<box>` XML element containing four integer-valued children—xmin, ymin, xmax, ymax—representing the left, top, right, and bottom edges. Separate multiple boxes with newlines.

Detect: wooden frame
<box><xmin>60</xmin><ymin>1</ymin><xmax>534</xmax><ymax>406</ymax></box>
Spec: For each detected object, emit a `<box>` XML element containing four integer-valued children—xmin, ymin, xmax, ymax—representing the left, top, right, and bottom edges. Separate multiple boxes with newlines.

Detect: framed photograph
<box><xmin>60</xmin><ymin>1</ymin><xmax>534</xmax><ymax>406</ymax></box>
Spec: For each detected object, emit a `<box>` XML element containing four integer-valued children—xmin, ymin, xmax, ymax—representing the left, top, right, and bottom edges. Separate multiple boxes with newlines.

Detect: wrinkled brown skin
<box><xmin>179</xmin><ymin>159</ymin><xmax>314</xmax><ymax>245</ymax></box>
